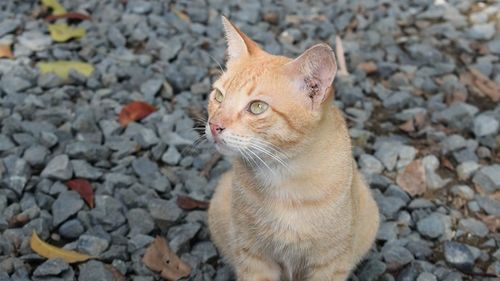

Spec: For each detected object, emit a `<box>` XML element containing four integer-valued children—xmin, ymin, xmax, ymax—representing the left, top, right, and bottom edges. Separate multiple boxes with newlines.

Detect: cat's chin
<box><xmin>213</xmin><ymin>142</ymin><xmax>238</xmax><ymax>157</ymax></box>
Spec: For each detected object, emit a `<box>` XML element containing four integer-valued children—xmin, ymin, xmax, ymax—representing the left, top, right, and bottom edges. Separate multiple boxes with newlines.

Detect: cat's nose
<box><xmin>209</xmin><ymin>122</ymin><xmax>225</xmax><ymax>136</ymax></box>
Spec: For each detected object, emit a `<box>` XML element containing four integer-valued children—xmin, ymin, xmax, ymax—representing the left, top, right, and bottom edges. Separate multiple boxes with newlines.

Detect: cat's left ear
<box><xmin>284</xmin><ymin>44</ymin><xmax>337</xmax><ymax>110</ymax></box>
<box><xmin>221</xmin><ymin>16</ymin><xmax>260</xmax><ymax>62</ymax></box>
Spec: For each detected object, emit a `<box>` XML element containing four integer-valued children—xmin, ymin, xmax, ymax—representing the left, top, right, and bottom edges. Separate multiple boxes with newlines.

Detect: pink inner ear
<box><xmin>285</xmin><ymin>44</ymin><xmax>338</xmax><ymax>107</ymax></box>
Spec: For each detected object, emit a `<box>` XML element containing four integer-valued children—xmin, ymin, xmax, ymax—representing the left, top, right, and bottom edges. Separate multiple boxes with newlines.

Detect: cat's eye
<box><xmin>214</xmin><ymin>89</ymin><xmax>224</xmax><ymax>103</ymax></box>
<box><xmin>248</xmin><ymin>101</ymin><xmax>269</xmax><ymax>115</ymax></box>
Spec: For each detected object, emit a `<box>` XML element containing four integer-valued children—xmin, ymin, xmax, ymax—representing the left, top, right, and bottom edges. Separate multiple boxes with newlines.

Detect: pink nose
<box><xmin>209</xmin><ymin>122</ymin><xmax>225</xmax><ymax>137</ymax></box>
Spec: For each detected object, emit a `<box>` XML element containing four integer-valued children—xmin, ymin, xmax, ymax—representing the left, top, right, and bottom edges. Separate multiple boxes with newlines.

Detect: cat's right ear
<box><xmin>221</xmin><ymin>16</ymin><xmax>260</xmax><ymax>62</ymax></box>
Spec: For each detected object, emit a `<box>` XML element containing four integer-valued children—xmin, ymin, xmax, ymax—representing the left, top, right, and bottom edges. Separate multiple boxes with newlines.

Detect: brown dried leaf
<box><xmin>46</xmin><ymin>12</ymin><xmax>91</xmax><ymax>21</ymax></box>
<box><xmin>118</xmin><ymin>101</ymin><xmax>156</xmax><ymax>126</ymax></box>
<box><xmin>399</xmin><ymin>119</ymin><xmax>415</xmax><ymax>133</ymax></box>
<box><xmin>468</xmin><ymin>67</ymin><xmax>500</xmax><ymax>102</ymax></box>
<box><xmin>142</xmin><ymin>236</ymin><xmax>191</xmax><ymax>281</ymax></box>
<box><xmin>477</xmin><ymin>214</ymin><xmax>500</xmax><ymax>233</ymax></box>
<box><xmin>335</xmin><ymin>36</ymin><xmax>349</xmax><ymax>76</ymax></box>
<box><xmin>396</xmin><ymin>160</ymin><xmax>426</xmax><ymax>196</ymax></box>
<box><xmin>177</xmin><ymin>196</ymin><xmax>209</xmax><ymax>210</ymax></box>
<box><xmin>357</xmin><ymin>62</ymin><xmax>378</xmax><ymax>74</ymax></box>
<box><xmin>441</xmin><ymin>156</ymin><xmax>454</xmax><ymax>172</ymax></box>
<box><xmin>66</xmin><ymin>179</ymin><xmax>94</xmax><ymax>208</ymax></box>
<box><xmin>0</xmin><ymin>44</ymin><xmax>14</xmax><ymax>59</ymax></box>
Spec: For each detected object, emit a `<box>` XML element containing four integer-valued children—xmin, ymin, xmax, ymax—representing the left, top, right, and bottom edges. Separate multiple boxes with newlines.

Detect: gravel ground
<box><xmin>0</xmin><ymin>0</ymin><xmax>499</xmax><ymax>280</ymax></box>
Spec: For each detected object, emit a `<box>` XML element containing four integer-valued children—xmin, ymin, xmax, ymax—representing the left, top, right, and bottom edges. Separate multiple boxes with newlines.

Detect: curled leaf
<box><xmin>0</xmin><ymin>44</ymin><xmax>14</xmax><ymax>59</ymax></box>
<box><xmin>46</xmin><ymin>12</ymin><xmax>91</xmax><ymax>21</ymax></box>
<box><xmin>30</xmin><ymin>231</ymin><xmax>92</xmax><ymax>263</ymax></box>
<box><xmin>37</xmin><ymin>60</ymin><xmax>94</xmax><ymax>79</ymax></box>
<box><xmin>143</xmin><ymin>236</ymin><xmax>191</xmax><ymax>281</ymax></box>
<box><xmin>118</xmin><ymin>101</ymin><xmax>156</xmax><ymax>126</ymax></box>
<box><xmin>41</xmin><ymin>0</ymin><xmax>66</xmax><ymax>15</ymax></box>
<box><xmin>66</xmin><ymin>179</ymin><xmax>94</xmax><ymax>208</ymax></box>
<box><xmin>48</xmin><ymin>24</ymin><xmax>86</xmax><ymax>42</ymax></box>
<box><xmin>177</xmin><ymin>196</ymin><xmax>209</xmax><ymax>210</ymax></box>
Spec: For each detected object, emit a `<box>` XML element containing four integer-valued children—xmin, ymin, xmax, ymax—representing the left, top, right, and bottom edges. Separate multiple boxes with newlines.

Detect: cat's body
<box><xmin>207</xmin><ymin>17</ymin><xmax>379</xmax><ymax>281</ymax></box>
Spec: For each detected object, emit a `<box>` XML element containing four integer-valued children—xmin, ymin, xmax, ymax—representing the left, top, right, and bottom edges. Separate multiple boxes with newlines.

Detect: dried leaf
<box><xmin>177</xmin><ymin>196</ymin><xmax>209</xmax><ymax>210</ymax></box>
<box><xmin>48</xmin><ymin>24</ymin><xmax>86</xmax><ymax>42</ymax></box>
<box><xmin>396</xmin><ymin>160</ymin><xmax>426</xmax><ymax>196</ymax></box>
<box><xmin>357</xmin><ymin>62</ymin><xmax>378</xmax><ymax>74</ymax></box>
<box><xmin>30</xmin><ymin>231</ymin><xmax>92</xmax><ymax>263</ymax></box>
<box><xmin>37</xmin><ymin>61</ymin><xmax>94</xmax><ymax>80</ymax></box>
<box><xmin>477</xmin><ymin>214</ymin><xmax>500</xmax><ymax>233</ymax></box>
<box><xmin>0</xmin><ymin>44</ymin><xmax>14</xmax><ymax>59</ymax></box>
<box><xmin>335</xmin><ymin>35</ymin><xmax>349</xmax><ymax>76</ymax></box>
<box><xmin>118</xmin><ymin>101</ymin><xmax>156</xmax><ymax>126</ymax></box>
<box><xmin>143</xmin><ymin>236</ymin><xmax>191</xmax><ymax>281</ymax></box>
<box><xmin>41</xmin><ymin>0</ymin><xmax>66</xmax><ymax>15</ymax></box>
<box><xmin>66</xmin><ymin>179</ymin><xmax>94</xmax><ymax>208</ymax></box>
<box><xmin>468</xmin><ymin>67</ymin><xmax>500</xmax><ymax>102</ymax></box>
<box><xmin>399</xmin><ymin>119</ymin><xmax>415</xmax><ymax>133</ymax></box>
<box><xmin>46</xmin><ymin>12</ymin><xmax>91</xmax><ymax>21</ymax></box>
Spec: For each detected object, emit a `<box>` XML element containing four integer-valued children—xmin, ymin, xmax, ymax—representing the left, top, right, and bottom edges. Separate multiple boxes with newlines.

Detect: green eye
<box><xmin>249</xmin><ymin>101</ymin><xmax>269</xmax><ymax>115</ymax></box>
<box><xmin>214</xmin><ymin>89</ymin><xmax>224</xmax><ymax>103</ymax></box>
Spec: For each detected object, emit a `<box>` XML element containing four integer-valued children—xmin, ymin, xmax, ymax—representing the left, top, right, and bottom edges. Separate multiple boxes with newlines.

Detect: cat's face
<box><xmin>206</xmin><ymin>17</ymin><xmax>337</xmax><ymax>165</ymax></box>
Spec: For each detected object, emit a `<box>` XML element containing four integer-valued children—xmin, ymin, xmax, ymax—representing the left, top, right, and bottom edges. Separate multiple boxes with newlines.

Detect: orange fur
<box><xmin>207</xmin><ymin>17</ymin><xmax>379</xmax><ymax>281</ymax></box>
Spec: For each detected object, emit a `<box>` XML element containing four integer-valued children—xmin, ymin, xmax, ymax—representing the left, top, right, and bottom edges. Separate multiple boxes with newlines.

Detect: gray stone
<box><xmin>18</xmin><ymin>31</ymin><xmax>52</xmax><ymax>51</ymax></box>
<box><xmin>473</xmin><ymin>115</ymin><xmax>499</xmax><ymax>137</ymax></box>
<box><xmin>77</xmin><ymin>234</ymin><xmax>110</xmax><ymax>256</ymax></box>
<box><xmin>59</xmin><ymin>219</ymin><xmax>85</xmax><ymax>239</ymax></box>
<box><xmin>0</xmin><ymin>134</ymin><xmax>15</xmax><ymax>152</ymax></box>
<box><xmin>72</xmin><ymin>160</ymin><xmax>103</xmax><ymax>180</ymax></box>
<box><xmin>488</xmin><ymin>39</ymin><xmax>500</xmax><ymax>54</ymax></box>
<box><xmin>359</xmin><ymin>154</ymin><xmax>384</xmax><ymax>174</ymax></box>
<box><xmin>140</xmin><ymin>79</ymin><xmax>163</xmax><ymax>99</ymax></box>
<box><xmin>52</xmin><ymin>191</ymin><xmax>84</xmax><ymax>226</ymax></box>
<box><xmin>148</xmin><ymin>198</ymin><xmax>182</xmax><ymax>224</ymax></box>
<box><xmin>377</xmin><ymin>195</ymin><xmax>406</xmax><ymax>218</ymax></box>
<box><xmin>417</xmin><ymin>213</ymin><xmax>445</xmax><ymax>239</ymax></box>
<box><xmin>358</xmin><ymin>259</ymin><xmax>387</xmax><ymax>281</ymax></box>
<box><xmin>127</xmin><ymin>234</ymin><xmax>154</xmax><ymax>252</ymax></box>
<box><xmin>32</xmin><ymin>258</ymin><xmax>70</xmax><ymax>277</ymax></box>
<box><xmin>458</xmin><ymin>218</ymin><xmax>488</xmax><ymax>237</ymax></box>
<box><xmin>450</xmin><ymin>185</ymin><xmax>475</xmax><ymax>200</ymax></box>
<box><xmin>131</xmin><ymin>156</ymin><xmax>159</xmax><ymax>178</ymax></box>
<box><xmin>127</xmin><ymin>0</ymin><xmax>153</xmax><ymax>14</ymax></box>
<box><xmin>417</xmin><ymin>272</ymin><xmax>437</xmax><ymax>281</ymax></box>
<box><xmin>107</xmin><ymin>26</ymin><xmax>126</xmax><ymax>48</ymax></box>
<box><xmin>443</xmin><ymin>241</ymin><xmax>475</xmax><ymax>272</ymax></box>
<box><xmin>89</xmin><ymin>196</ymin><xmax>127</xmax><ymax>231</ymax></box>
<box><xmin>23</xmin><ymin>145</ymin><xmax>49</xmax><ymax>167</ymax></box>
<box><xmin>135</xmin><ymin>127</ymin><xmax>159</xmax><ymax>148</ymax></box>
<box><xmin>467</xmin><ymin>23</ymin><xmax>495</xmax><ymax>40</ymax></box>
<box><xmin>472</xmin><ymin>165</ymin><xmax>500</xmax><ymax>193</ymax></box>
<box><xmin>3</xmin><ymin>155</ymin><xmax>31</xmax><ymax>195</ymax></box>
<box><xmin>78</xmin><ymin>260</ymin><xmax>114</xmax><ymax>281</ymax></box>
<box><xmin>435</xmin><ymin>102</ymin><xmax>478</xmax><ymax>129</ymax></box>
<box><xmin>126</xmin><ymin>208</ymin><xmax>155</xmax><ymax>236</ymax></box>
<box><xmin>66</xmin><ymin>142</ymin><xmax>110</xmax><ymax>162</ymax></box>
<box><xmin>377</xmin><ymin>222</ymin><xmax>398</xmax><ymax>242</ymax></box>
<box><xmin>382</xmin><ymin>243</ymin><xmax>414</xmax><ymax>270</ymax></box>
<box><xmin>476</xmin><ymin>195</ymin><xmax>500</xmax><ymax>215</ymax></box>
<box><xmin>162</xmin><ymin>146</ymin><xmax>181</xmax><ymax>165</ymax></box>
<box><xmin>191</xmin><ymin>241</ymin><xmax>218</xmax><ymax>263</ymax></box>
<box><xmin>41</xmin><ymin>155</ymin><xmax>73</xmax><ymax>181</ymax></box>
<box><xmin>456</xmin><ymin>162</ymin><xmax>479</xmax><ymax>180</ymax></box>
<box><xmin>167</xmin><ymin>222</ymin><xmax>202</xmax><ymax>252</ymax></box>
<box><xmin>0</xmin><ymin>19</ymin><xmax>20</xmax><ymax>37</ymax></box>
<box><xmin>0</xmin><ymin>74</ymin><xmax>32</xmax><ymax>95</ymax></box>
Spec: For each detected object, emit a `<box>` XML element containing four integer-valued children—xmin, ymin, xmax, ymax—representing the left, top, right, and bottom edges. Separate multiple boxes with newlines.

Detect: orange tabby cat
<box><xmin>207</xmin><ymin>17</ymin><xmax>379</xmax><ymax>281</ymax></box>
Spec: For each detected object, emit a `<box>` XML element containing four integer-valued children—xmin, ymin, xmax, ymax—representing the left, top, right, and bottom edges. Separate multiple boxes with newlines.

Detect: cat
<box><xmin>207</xmin><ymin>16</ymin><xmax>380</xmax><ymax>281</ymax></box>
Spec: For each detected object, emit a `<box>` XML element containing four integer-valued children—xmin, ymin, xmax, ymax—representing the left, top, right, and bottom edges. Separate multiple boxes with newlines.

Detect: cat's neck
<box><xmin>233</xmin><ymin>107</ymin><xmax>354</xmax><ymax>203</ymax></box>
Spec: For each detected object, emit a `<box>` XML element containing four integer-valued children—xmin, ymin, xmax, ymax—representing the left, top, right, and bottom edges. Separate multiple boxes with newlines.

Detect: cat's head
<box><xmin>206</xmin><ymin>17</ymin><xmax>337</xmax><ymax>164</ymax></box>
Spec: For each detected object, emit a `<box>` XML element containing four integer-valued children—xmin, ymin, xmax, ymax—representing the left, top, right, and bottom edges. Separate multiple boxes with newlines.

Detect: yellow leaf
<box><xmin>48</xmin><ymin>24</ymin><xmax>86</xmax><ymax>42</ymax></box>
<box><xmin>0</xmin><ymin>44</ymin><xmax>14</xmax><ymax>59</ymax></box>
<box><xmin>37</xmin><ymin>61</ymin><xmax>94</xmax><ymax>80</ymax></box>
<box><xmin>41</xmin><ymin>0</ymin><xmax>66</xmax><ymax>15</ymax></box>
<box><xmin>30</xmin><ymin>231</ymin><xmax>92</xmax><ymax>263</ymax></box>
